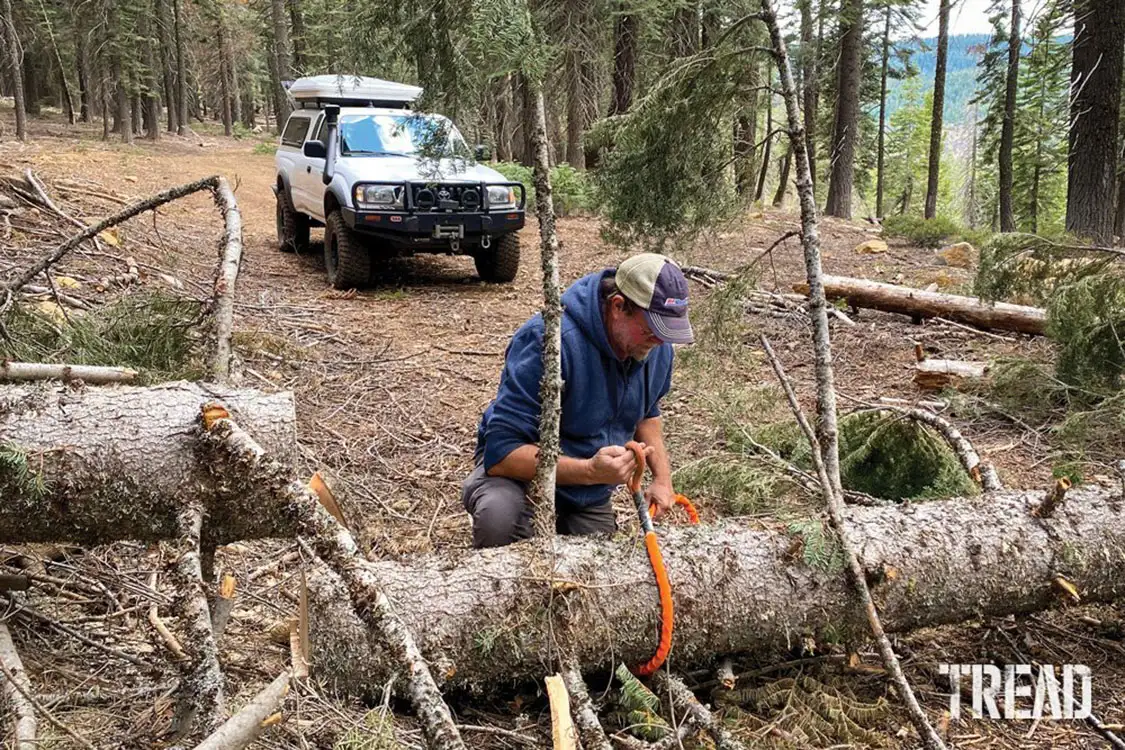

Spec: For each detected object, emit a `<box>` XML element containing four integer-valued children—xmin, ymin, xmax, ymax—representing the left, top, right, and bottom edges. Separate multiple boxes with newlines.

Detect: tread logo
<box><xmin>939</xmin><ymin>664</ymin><xmax>1091</xmax><ymax>720</ymax></box>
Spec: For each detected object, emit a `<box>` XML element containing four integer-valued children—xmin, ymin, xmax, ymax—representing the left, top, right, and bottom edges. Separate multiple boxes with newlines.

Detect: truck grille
<box><xmin>410</xmin><ymin>183</ymin><xmax>481</xmax><ymax>212</ymax></box>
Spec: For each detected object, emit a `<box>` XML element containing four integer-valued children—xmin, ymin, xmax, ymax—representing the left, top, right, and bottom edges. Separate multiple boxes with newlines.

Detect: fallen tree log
<box><xmin>309</xmin><ymin>484</ymin><xmax>1125</xmax><ymax>695</ymax></box>
<box><xmin>0</xmin><ymin>382</ymin><xmax>298</xmax><ymax>546</ymax></box>
<box><xmin>793</xmin><ymin>275</ymin><xmax>1047</xmax><ymax>335</ymax></box>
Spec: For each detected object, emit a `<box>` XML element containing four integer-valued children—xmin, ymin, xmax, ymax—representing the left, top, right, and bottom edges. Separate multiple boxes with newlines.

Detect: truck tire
<box><xmin>276</xmin><ymin>188</ymin><xmax>309</xmax><ymax>253</ymax></box>
<box><xmin>324</xmin><ymin>210</ymin><xmax>371</xmax><ymax>289</ymax></box>
<box><xmin>474</xmin><ymin>233</ymin><xmax>520</xmax><ymax>283</ymax></box>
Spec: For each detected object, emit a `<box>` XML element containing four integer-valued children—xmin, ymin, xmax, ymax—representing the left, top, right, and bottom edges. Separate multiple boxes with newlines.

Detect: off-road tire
<box><xmin>324</xmin><ymin>210</ymin><xmax>371</xmax><ymax>289</ymax></box>
<box><xmin>275</xmin><ymin>188</ymin><xmax>309</xmax><ymax>253</ymax></box>
<box><xmin>474</xmin><ymin>233</ymin><xmax>520</xmax><ymax>283</ymax></box>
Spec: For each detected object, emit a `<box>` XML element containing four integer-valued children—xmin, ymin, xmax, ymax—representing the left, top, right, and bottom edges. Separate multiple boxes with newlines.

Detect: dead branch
<box><xmin>0</xmin><ymin>622</ymin><xmax>36</xmax><ymax>749</ymax></box>
<box><xmin>0</xmin><ymin>361</ymin><xmax>138</xmax><ymax>384</ymax></box>
<box><xmin>210</xmin><ymin>573</ymin><xmax>236</xmax><ymax>639</ymax></box>
<box><xmin>170</xmin><ymin>502</ymin><xmax>224</xmax><ymax>738</ymax></box>
<box><xmin>560</xmin><ymin>659</ymin><xmax>612</xmax><ymax>750</ymax></box>
<box><xmin>849</xmin><ymin>406</ymin><xmax>1003</xmax><ymax>491</ymax></box>
<box><xmin>198</xmin><ymin>405</ymin><xmax>466</xmax><ymax>750</ymax></box>
<box><xmin>546</xmin><ymin>673</ymin><xmax>578</xmax><ymax>749</ymax></box>
<box><xmin>2</xmin><ymin>175</ymin><xmax>222</xmax><ymax>298</ymax></box>
<box><xmin>0</xmin><ymin>624</ymin><xmax>95</xmax><ymax>750</ymax></box>
<box><xmin>1034</xmin><ymin>477</ymin><xmax>1072</xmax><ymax>518</ymax></box>
<box><xmin>794</xmin><ymin>274</ymin><xmax>1047</xmax><ymax>335</ymax></box>
<box><xmin>209</xmin><ymin>177</ymin><xmax>243</xmax><ymax>382</ymax></box>
<box><xmin>652</xmin><ymin>672</ymin><xmax>744</xmax><ymax>750</ymax></box>
<box><xmin>191</xmin><ymin>671</ymin><xmax>290</xmax><ymax>750</ymax></box>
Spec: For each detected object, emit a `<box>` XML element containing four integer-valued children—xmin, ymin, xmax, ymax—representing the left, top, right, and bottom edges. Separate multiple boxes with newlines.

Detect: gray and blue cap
<box><xmin>615</xmin><ymin>253</ymin><xmax>695</xmax><ymax>345</ymax></box>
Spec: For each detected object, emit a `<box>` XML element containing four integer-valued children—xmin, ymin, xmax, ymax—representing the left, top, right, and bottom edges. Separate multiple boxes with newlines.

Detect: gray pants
<box><xmin>461</xmin><ymin>463</ymin><xmax>616</xmax><ymax>548</ymax></box>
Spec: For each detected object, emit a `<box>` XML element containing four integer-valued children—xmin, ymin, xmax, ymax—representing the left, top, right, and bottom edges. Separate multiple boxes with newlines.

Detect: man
<box><xmin>462</xmin><ymin>253</ymin><xmax>694</xmax><ymax>548</ymax></box>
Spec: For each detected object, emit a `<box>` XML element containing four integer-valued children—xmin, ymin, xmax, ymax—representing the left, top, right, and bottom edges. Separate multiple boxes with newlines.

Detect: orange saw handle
<box><xmin>649</xmin><ymin>494</ymin><xmax>700</xmax><ymax>525</ymax></box>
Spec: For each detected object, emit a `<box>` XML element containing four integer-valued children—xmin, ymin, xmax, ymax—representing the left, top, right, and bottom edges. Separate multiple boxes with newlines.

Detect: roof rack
<box><xmin>286</xmin><ymin>75</ymin><xmax>423</xmax><ymax>109</ymax></box>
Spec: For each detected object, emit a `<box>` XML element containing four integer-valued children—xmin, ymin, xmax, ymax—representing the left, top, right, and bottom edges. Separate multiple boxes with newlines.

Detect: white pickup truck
<box><xmin>274</xmin><ymin>75</ymin><xmax>526</xmax><ymax>288</ymax></box>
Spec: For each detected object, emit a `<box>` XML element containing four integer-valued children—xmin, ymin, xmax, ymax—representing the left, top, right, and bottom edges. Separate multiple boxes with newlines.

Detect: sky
<box><xmin>917</xmin><ymin>0</ymin><xmax>1049</xmax><ymax>37</ymax></box>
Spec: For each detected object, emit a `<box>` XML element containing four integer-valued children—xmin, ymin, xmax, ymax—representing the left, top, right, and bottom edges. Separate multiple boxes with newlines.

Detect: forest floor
<box><xmin>1</xmin><ymin>105</ymin><xmax>1124</xmax><ymax>749</ymax></box>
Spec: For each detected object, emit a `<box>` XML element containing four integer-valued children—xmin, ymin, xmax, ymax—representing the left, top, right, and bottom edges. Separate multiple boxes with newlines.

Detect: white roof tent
<box><xmin>286</xmin><ymin>75</ymin><xmax>423</xmax><ymax>109</ymax></box>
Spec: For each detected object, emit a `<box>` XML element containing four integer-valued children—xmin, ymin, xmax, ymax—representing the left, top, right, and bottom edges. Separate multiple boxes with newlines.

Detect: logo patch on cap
<box><xmin>664</xmin><ymin>297</ymin><xmax>688</xmax><ymax>307</ymax></box>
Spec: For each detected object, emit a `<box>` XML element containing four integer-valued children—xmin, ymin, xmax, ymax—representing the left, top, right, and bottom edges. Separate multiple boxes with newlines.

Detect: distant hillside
<box><xmin>884</xmin><ymin>34</ymin><xmax>991</xmax><ymax>126</ymax></box>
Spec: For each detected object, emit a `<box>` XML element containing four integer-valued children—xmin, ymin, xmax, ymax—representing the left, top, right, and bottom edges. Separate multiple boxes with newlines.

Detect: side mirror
<box><xmin>303</xmin><ymin>141</ymin><xmax>327</xmax><ymax>159</ymax></box>
<box><xmin>474</xmin><ymin>144</ymin><xmax>492</xmax><ymax>161</ymax></box>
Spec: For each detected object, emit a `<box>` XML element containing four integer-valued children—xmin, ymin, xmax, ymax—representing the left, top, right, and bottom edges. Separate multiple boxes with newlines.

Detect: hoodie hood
<box><xmin>561</xmin><ymin>269</ymin><xmax>617</xmax><ymax>361</ymax></box>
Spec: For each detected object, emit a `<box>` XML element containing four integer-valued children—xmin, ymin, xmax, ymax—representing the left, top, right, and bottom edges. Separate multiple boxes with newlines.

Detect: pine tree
<box><xmin>923</xmin><ymin>0</ymin><xmax>949</xmax><ymax>219</ymax></box>
<box><xmin>825</xmin><ymin>0</ymin><xmax>864</xmax><ymax>218</ymax></box>
<box><xmin>1066</xmin><ymin>0</ymin><xmax>1125</xmax><ymax>244</ymax></box>
<box><xmin>998</xmin><ymin>0</ymin><xmax>1020</xmax><ymax>232</ymax></box>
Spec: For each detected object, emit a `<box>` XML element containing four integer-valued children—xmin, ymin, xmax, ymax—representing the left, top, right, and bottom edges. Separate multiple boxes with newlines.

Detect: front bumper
<box><xmin>342</xmin><ymin>207</ymin><xmax>526</xmax><ymax>245</ymax></box>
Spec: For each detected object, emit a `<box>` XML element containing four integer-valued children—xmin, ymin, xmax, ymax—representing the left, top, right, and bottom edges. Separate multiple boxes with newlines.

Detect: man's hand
<box><xmin>587</xmin><ymin>444</ymin><xmax>654</xmax><ymax>486</ymax></box>
<box><xmin>645</xmin><ymin>478</ymin><xmax>676</xmax><ymax>520</ymax></box>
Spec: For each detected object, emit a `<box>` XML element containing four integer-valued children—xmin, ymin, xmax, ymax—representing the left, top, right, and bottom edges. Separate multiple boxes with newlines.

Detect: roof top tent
<box><xmin>286</xmin><ymin>75</ymin><xmax>424</xmax><ymax>110</ymax></box>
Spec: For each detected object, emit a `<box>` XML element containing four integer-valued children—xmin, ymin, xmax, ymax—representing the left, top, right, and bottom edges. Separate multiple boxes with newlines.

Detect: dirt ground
<box><xmin>1</xmin><ymin>107</ymin><xmax>1123</xmax><ymax>749</ymax></box>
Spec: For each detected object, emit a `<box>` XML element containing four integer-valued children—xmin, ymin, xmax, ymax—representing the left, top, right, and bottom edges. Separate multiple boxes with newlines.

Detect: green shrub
<box><xmin>489</xmin><ymin>161</ymin><xmax>594</xmax><ymax>217</ymax></box>
<box><xmin>252</xmin><ymin>141</ymin><xmax>275</xmax><ymax>155</ymax></box>
<box><xmin>881</xmin><ymin>214</ymin><xmax>960</xmax><ymax>249</ymax></box>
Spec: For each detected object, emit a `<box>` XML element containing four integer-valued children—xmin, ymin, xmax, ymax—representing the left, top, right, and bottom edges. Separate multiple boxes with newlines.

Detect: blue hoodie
<box><xmin>476</xmin><ymin>269</ymin><xmax>674</xmax><ymax>509</ymax></box>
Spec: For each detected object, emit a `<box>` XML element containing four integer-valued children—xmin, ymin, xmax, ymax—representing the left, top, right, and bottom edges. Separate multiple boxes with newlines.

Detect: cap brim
<box><xmin>644</xmin><ymin>309</ymin><xmax>694</xmax><ymax>344</ymax></box>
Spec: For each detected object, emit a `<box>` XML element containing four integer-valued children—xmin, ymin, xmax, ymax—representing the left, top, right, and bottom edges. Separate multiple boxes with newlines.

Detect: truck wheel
<box><xmin>324</xmin><ymin>210</ymin><xmax>371</xmax><ymax>289</ymax></box>
<box><xmin>474</xmin><ymin>233</ymin><xmax>520</xmax><ymax>283</ymax></box>
<box><xmin>276</xmin><ymin>188</ymin><xmax>309</xmax><ymax>253</ymax></box>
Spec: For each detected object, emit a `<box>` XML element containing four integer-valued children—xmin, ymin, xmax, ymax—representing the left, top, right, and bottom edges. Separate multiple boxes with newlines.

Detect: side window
<box><xmin>281</xmin><ymin>116</ymin><xmax>310</xmax><ymax>148</ymax></box>
<box><xmin>313</xmin><ymin>115</ymin><xmax>326</xmax><ymax>144</ymax></box>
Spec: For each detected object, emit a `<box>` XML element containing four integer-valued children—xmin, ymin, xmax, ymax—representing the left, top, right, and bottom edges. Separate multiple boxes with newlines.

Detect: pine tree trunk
<box><xmin>1114</xmin><ymin>168</ymin><xmax>1125</xmax><ymax>239</ymax></box>
<box><xmin>156</xmin><ymin>0</ymin><xmax>177</xmax><ymax>133</ymax></box>
<box><xmin>494</xmin><ymin>75</ymin><xmax>513</xmax><ymax>161</ymax></box>
<box><xmin>564</xmin><ymin>49</ymin><xmax>587</xmax><ymax>170</ymax></box>
<box><xmin>754</xmin><ymin>65</ymin><xmax>773</xmax><ymax>202</ymax></box>
<box><xmin>670</xmin><ymin>4</ymin><xmax>698</xmax><ymax>57</ymax></box>
<box><xmin>216</xmin><ymin>10</ymin><xmax>232</xmax><ymax>138</ymax></box>
<box><xmin>174</xmin><ymin>0</ymin><xmax>189</xmax><ymax>136</ymax></box>
<box><xmin>609</xmin><ymin>4</ymin><xmax>636</xmax><ymax>116</ymax></box>
<box><xmin>113</xmin><ymin>52</ymin><xmax>134</xmax><ymax>144</ymax></box>
<box><xmin>1066</xmin><ymin>0</ymin><xmax>1125</xmax><ymax>244</ymax></box>
<box><xmin>772</xmin><ymin>142</ymin><xmax>792</xmax><ymax>206</ymax></box>
<box><xmin>76</xmin><ymin>32</ymin><xmax>91</xmax><ymax>122</ymax></box>
<box><xmin>22</xmin><ymin>51</ymin><xmax>42</xmax><ymax>116</ymax></box>
<box><xmin>269</xmin><ymin>0</ymin><xmax>292</xmax><ymax>132</ymax></box>
<box><xmin>0</xmin><ymin>0</ymin><xmax>27</xmax><ymax>141</ymax></box>
<box><xmin>999</xmin><ymin>0</ymin><xmax>1020</xmax><ymax>232</ymax></box>
<box><xmin>924</xmin><ymin>0</ymin><xmax>950</xmax><ymax>220</ymax></box>
<box><xmin>37</xmin><ymin>0</ymin><xmax>76</xmax><ymax>125</ymax></box>
<box><xmin>968</xmin><ymin>117</ymin><xmax>978</xmax><ymax>228</ymax></box>
<box><xmin>824</xmin><ymin>0</ymin><xmax>863</xmax><ymax>218</ymax></box>
<box><xmin>287</xmin><ymin>0</ymin><xmax>305</xmax><ymax>75</ymax></box>
<box><xmin>310</xmin><ymin>484</ymin><xmax>1125</xmax><ymax>693</ymax></box>
<box><xmin>799</xmin><ymin>0</ymin><xmax>819</xmax><ymax>190</ymax></box>
<box><xmin>875</xmin><ymin>4</ymin><xmax>891</xmax><ymax>219</ymax></box>
<box><xmin>518</xmin><ymin>73</ymin><xmax>535</xmax><ymax>165</ymax></box>
<box><xmin>241</xmin><ymin>84</ymin><xmax>255</xmax><ymax>129</ymax></box>
<box><xmin>142</xmin><ymin>2</ymin><xmax>161</xmax><ymax>141</ymax></box>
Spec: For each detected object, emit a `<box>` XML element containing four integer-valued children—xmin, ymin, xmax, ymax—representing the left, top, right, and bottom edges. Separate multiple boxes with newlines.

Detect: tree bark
<box><xmin>308</xmin><ymin>484</ymin><xmax>1125</xmax><ymax>693</ymax></box>
<box><xmin>0</xmin><ymin>382</ymin><xmax>298</xmax><ymax>547</ymax></box>
<box><xmin>772</xmin><ymin>142</ymin><xmax>792</xmax><ymax>207</ymax></box>
<box><xmin>824</xmin><ymin>0</ymin><xmax>863</xmax><ymax>218</ymax></box>
<box><xmin>799</xmin><ymin>0</ymin><xmax>821</xmax><ymax>191</ymax></box>
<box><xmin>495</xmin><ymin>74</ymin><xmax>513</xmax><ymax>161</ymax></box>
<box><xmin>216</xmin><ymin>9</ymin><xmax>233</xmax><ymax>138</ymax></box>
<box><xmin>875</xmin><ymin>4</ymin><xmax>891</xmax><ymax>219</ymax></box>
<box><xmin>269</xmin><ymin>0</ymin><xmax>293</xmax><ymax>132</ymax></box>
<box><xmin>564</xmin><ymin>48</ymin><xmax>587</xmax><ymax>170</ymax></box>
<box><xmin>1</xmin><ymin>0</ymin><xmax>28</xmax><ymax>142</ymax></box>
<box><xmin>156</xmin><ymin>0</ymin><xmax>178</xmax><ymax>134</ymax></box>
<box><xmin>754</xmin><ymin>65</ymin><xmax>773</xmax><ymax>202</ymax></box>
<box><xmin>287</xmin><ymin>0</ymin><xmax>305</xmax><ymax>75</ymax></box>
<box><xmin>531</xmin><ymin>86</ymin><xmax>562</xmax><ymax>532</ymax></box>
<box><xmin>609</xmin><ymin>4</ymin><xmax>637</xmax><ymax>116</ymax></box>
<box><xmin>999</xmin><ymin>0</ymin><xmax>1021</xmax><ymax>232</ymax></box>
<box><xmin>76</xmin><ymin>31</ymin><xmax>91</xmax><ymax>122</ymax></box>
<box><xmin>1066</xmin><ymin>0</ymin><xmax>1125</xmax><ymax>244</ymax></box>
<box><xmin>795</xmin><ymin>274</ymin><xmax>1047</xmax><ymax>334</ymax></box>
<box><xmin>924</xmin><ymin>0</ymin><xmax>950</xmax><ymax>219</ymax></box>
<box><xmin>173</xmin><ymin>0</ymin><xmax>189</xmax><ymax>136</ymax></box>
<box><xmin>670</xmin><ymin>4</ymin><xmax>698</xmax><ymax>58</ymax></box>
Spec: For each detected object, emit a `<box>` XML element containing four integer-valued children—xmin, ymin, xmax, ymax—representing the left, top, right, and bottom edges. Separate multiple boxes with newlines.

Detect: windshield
<box><xmin>338</xmin><ymin>114</ymin><xmax>471</xmax><ymax>159</ymax></box>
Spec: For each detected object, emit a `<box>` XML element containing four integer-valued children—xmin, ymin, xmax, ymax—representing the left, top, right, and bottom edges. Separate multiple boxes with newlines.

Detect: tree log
<box><xmin>913</xmin><ymin>359</ymin><xmax>989</xmax><ymax>391</ymax></box>
<box><xmin>793</xmin><ymin>275</ymin><xmax>1047</xmax><ymax>335</ymax></box>
<box><xmin>0</xmin><ymin>382</ymin><xmax>297</xmax><ymax>546</ymax></box>
<box><xmin>309</xmin><ymin>484</ymin><xmax>1125</xmax><ymax>695</ymax></box>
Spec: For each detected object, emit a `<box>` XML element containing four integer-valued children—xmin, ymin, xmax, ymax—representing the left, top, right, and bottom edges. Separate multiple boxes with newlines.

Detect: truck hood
<box><xmin>336</xmin><ymin>155</ymin><xmax>510</xmax><ymax>184</ymax></box>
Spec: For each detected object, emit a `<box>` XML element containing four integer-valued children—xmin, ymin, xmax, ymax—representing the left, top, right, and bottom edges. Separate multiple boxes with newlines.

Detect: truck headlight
<box><xmin>355</xmin><ymin>184</ymin><xmax>403</xmax><ymax>209</ymax></box>
<box><xmin>487</xmin><ymin>185</ymin><xmax>518</xmax><ymax>210</ymax></box>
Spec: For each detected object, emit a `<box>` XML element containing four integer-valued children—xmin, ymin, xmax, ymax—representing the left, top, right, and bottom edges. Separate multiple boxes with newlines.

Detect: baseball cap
<box><xmin>615</xmin><ymin>253</ymin><xmax>695</xmax><ymax>344</ymax></box>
